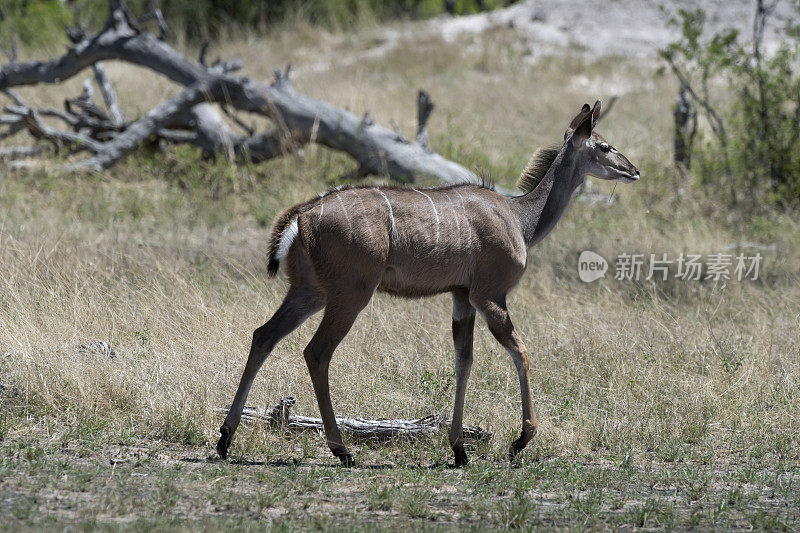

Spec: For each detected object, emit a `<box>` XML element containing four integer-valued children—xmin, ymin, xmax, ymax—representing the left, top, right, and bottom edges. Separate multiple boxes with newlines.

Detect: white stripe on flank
<box><xmin>351</xmin><ymin>189</ymin><xmax>373</xmax><ymax>238</ymax></box>
<box><xmin>336</xmin><ymin>193</ymin><xmax>352</xmax><ymax>234</ymax></box>
<box><xmin>443</xmin><ymin>192</ymin><xmax>461</xmax><ymax>247</ymax></box>
<box><xmin>275</xmin><ymin>216</ymin><xmax>298</xmax><ymax>261</ymax></box>
<box><xmin>412</xmin><ymin>188</ymin><xmax>440</xmax><ymax>245</ymax></box>
<box><xmin>375</xmin><ymin>189</ymin><xmax>398</xmax><ymax>242</ymax></box>
<box><xmin>454</xmin><ymin>189</ymin><xmax>472</xmax><ymax>247</ymax></box>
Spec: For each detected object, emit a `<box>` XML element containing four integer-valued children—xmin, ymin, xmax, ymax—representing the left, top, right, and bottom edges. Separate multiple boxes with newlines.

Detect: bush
<box><xmin>3</xmin><ymin>1</ymin><xmax>512</xmax><ymax>50</ymax></box>
<box><xmin>73</xmin><ymin>0</ymin><xmax>512</xmax><ymax>42</ymax></box>
<box><xmin>0</xmin><ymin>0</ymin><xmax>72</xmax><ymax>49</ymax></box>
<box><xmin>660</xmin><ymin>1</ymin><xmax>800</xmax><ymax>209</ymax></box>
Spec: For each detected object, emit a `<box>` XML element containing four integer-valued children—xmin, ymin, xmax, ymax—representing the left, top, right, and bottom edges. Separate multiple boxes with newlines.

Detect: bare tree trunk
<box><xmin>673</xmin><ymin>81</ymin><xmax>696</xmax><ymax>198</ymax></box>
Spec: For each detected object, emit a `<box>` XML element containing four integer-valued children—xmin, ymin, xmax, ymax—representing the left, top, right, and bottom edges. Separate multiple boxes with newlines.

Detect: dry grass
<box><xmin>1</xmin><ymin>20</ymin><xmax>799</xmax><ymax>530</ymax></box>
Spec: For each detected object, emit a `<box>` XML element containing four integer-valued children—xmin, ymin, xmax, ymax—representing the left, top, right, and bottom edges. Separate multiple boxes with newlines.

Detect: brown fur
<box><xmin>267</xmin><ymin>182</ymin><xmax>495</xmax><ymax>277</ymax></box>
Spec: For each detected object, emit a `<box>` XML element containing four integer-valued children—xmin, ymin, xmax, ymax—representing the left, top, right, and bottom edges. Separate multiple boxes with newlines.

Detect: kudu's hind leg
<box><xmin>449</xmin><ymin>289</ymin><xmax>476</xmax><ymax>467</ymax></box>
<box><xmin>472</xmin><ymin>295</ymin><xmax>538</xmax><ymax>460</ymax></box>
<box><xmin>217</xmin><ymin>286</ymin><xmax>324</xmax><ymax>460</ymax></box>
<box><xmin>303</xmin><ymin>293</ymin><xmax>372</xmax><ymax>466</ymax></box>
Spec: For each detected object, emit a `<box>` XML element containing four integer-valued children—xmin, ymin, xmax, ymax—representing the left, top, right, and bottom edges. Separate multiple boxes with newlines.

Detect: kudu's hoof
<box><xmin>217</xmin><ymin>424</ymin><xmax>231</xmax><ymax>460</ymax></box>
<box><xmin>453</xmin><ymin>447</ymin><xmax>470</xmax><ymax>467</ymax></box>
<box><xmin>508</xmin><ymin>440</ymin><xmax>525</xmax><ymax>461</ymax></box>
<box><xmin>332</xmin><ymin>448</ymin><xmax>355</xmax><ymax>467</ymax></box>
<box><xmin>508</xmin><ymin>420</ymin><xmax>537</xmax><ymax>461</ymax></box>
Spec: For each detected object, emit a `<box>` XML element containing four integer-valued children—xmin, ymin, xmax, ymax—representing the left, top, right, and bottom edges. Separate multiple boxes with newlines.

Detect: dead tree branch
<box><xmin>68</xmin><ymin>76</ymin><xmax>233</xmax><ymax>170</ymax></box>
<box><xmin>0</xmin><ymin>1</ymin><xmax>478</xmax><ymax>186</ymax></box>
<box><xmin>416</xmin><ymin>89</ymin><xmax>434</xmax><ymax>151</ymax></box>
<box><xmin>92</xmin><ymin>63</ymin><xmax>124</xmax><ymax>125</ymax></box>
<box><xmin>595</xmin><ymin>95</ymin><xmax>618</xmax><ymax>124</ymax></box>
<box><xmin>0</xmin><ymin>146</ymin><xmax>45</xmax><ymax>160</ymax></box>
<box><xmin>4</xmin><ymin>104</ymin><xmax>104</xmax><ymax>153</ymax></box>
<box><xmin>219</xmin><ymin>397</ymin><xmax>493</xmax><ymax>444</ymax></box>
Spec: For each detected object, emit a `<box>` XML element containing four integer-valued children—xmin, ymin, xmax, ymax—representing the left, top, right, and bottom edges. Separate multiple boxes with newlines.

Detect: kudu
<box><xmin>217</xmin><ymin>100</ymin><xmax>639</xmax><ymax>466</ymax></box>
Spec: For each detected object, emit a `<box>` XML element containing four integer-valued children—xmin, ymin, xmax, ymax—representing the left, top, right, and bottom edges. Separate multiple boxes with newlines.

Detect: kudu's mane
<box><xmin>516</xmin><ymin>144</ymin><xmax>560</xmax><ymax>194</ymax></box>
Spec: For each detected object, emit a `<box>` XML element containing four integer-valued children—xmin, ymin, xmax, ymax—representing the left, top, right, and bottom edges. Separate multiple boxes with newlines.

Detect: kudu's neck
<box><xmin>510</xmin><ymin>148</ymin><xmax>585</xmax><ymax>247</ymax></box>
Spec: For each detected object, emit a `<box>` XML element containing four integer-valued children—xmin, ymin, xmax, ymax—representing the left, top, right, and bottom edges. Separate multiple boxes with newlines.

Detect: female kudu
<box><xmin>217</xmin><ymin>100</ymin><xmax>639</xmax><ymax>466</ymax></box>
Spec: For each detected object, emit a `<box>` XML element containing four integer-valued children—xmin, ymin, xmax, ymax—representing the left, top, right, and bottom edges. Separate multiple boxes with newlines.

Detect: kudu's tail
<box><xmin>266</xmin><ymin>198</ymin><xmax>319</xmax><ymax>277</ymax></box>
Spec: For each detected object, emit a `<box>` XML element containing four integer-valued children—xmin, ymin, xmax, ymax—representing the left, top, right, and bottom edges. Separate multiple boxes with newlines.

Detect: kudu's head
<box><xmin>564</xmin><ymin>100</ymin><xmax>639</xmax><ymax>184</ymax></box>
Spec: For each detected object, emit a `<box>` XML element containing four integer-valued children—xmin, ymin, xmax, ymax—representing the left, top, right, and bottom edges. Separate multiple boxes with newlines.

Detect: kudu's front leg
<box><xmin>449</xmin><ymin>290</ymin><xmax>476</xmax><ymax>467</ymax></box>
<box><xmin>472</xmin><ymin>295</ymin><xmax>538</xmax><ymax>460</ymax></box>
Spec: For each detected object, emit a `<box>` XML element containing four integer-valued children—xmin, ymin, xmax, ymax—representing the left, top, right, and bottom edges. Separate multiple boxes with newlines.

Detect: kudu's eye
<box><xmin>599</xmin><ymin>142</ymin><xmax>611</xmax><ymax>153</ymax></box>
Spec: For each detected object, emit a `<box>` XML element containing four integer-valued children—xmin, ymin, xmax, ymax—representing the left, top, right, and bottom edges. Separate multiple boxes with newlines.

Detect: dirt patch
<box><xmin>1</xmin><ymin>436</ymin><xmax>798</xmax><ymax>530</ymax></box>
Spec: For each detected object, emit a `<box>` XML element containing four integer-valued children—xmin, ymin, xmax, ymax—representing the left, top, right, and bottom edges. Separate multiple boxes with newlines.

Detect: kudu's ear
<box><xmin>568</xmin><ymin>103</ymin><xmax>592</xmax><ymax>131</ymax></box>
<box><xmin>591</xmin><ymin>100</ymin><xmax>602</xmax><ymax>128</ymax></box>
<box><xmin>565</xmin><ymin>103</ymin><xmax>592</xmax><ymax>142</ymax></box>
<box><xmin>569</xmin><ymin>105</ymin><xmax>594</xmax><ymax>145</ymax></box>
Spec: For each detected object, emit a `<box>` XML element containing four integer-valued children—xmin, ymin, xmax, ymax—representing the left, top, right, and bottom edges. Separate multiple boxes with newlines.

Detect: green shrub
<box><xmin>0</xmin><ymin>0</ymin><xmax>72</xmax><ymax>49</ymax></box>
<box><xmin>661</xmin><ymin>2</ymin><xmax>800</xmax><ymax>209</ymax></box>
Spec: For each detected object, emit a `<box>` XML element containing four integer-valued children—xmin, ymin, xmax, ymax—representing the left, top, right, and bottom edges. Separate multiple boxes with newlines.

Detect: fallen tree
<box><xmin>219</xmin><ymin>396</ymin><xmax>493</xmax><ymax>445</ymax></box>
<box><xmin>0</xmin><ymin>0</ymin><xmax>478</xmax><ymax>185</ymax></box>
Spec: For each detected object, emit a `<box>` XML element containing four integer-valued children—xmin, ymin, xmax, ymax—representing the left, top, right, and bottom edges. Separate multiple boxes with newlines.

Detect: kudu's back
<box><xmin>270</xmin><ymin>184</ymin><xmax>527</xmax><ymax>299</ymax></box>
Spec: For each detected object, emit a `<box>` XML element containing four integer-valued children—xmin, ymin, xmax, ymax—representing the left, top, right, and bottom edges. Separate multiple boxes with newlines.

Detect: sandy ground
<box><xmin>294</xmin><ymin>1</ymin><xmax>797</xmax><ymax>87</ymax></box>
<box><xmin>439</xmin><ymin>0</ymin><xmax>797</xmax><ymax>57</ymax></box>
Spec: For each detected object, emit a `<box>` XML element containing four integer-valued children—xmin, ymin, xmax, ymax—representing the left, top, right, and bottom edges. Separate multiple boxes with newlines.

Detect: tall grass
<box><xmin>1</xmin><ymin>21</ymin><xmax>798</xmax><ymax>466</ymax></box>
